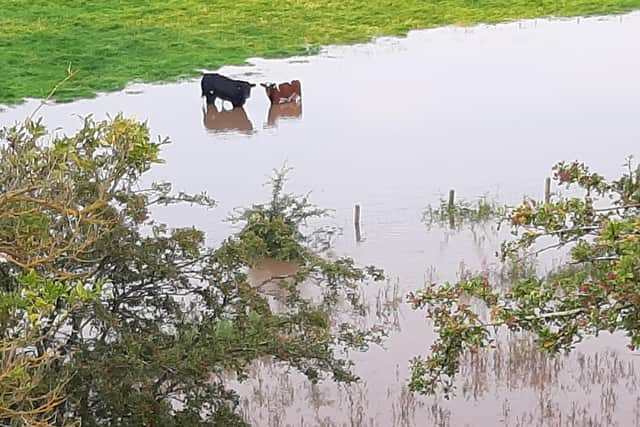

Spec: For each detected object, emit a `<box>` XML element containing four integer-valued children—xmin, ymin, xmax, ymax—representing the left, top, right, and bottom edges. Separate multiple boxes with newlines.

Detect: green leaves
<box><xmin>2</xmin><ymin>270</ymin><xmax>101</xmax><ymax>327</ymax></box>
<box><xmin>0</xmin><ymin>115</ymin><xmax>171</xmax><ymax>425</ymax></box>
<box><xmin>1</xmin><ymin>117</ymin><xmax>391</xmax><ymax>425</ymax></box>
<box><xmin>410</xmin><ymin>157</ymin><xmax>640</xmax><ymax>397</ymax></box>
<box><xmin>229</xmin><ymin>165</ymin><xmax>335</xmax><ymax>264</ymax></box>
<box><xmin>0</xmin><ymin>114</ymin><xmax>166</xmax><ymax>277</ymax></box>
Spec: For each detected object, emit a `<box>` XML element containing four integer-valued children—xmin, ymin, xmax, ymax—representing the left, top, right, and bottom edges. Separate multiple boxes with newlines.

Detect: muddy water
<box><xmin>2</xmin><ymin>11</ymin><xmax>640</xmax><ymax>426</ymax></box>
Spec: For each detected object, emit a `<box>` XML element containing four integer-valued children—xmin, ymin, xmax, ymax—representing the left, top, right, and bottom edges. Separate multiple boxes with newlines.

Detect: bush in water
<box><xmin>0</xmin><ymin>116</ymin><xmax>386</xmax><ymax>425</ymax></box>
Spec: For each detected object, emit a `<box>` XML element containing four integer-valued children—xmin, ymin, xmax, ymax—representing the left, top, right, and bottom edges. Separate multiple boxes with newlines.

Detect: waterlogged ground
<box><xmin>2</xmin><ymin>12</ymin><xmax>640</xmax><ymax>427</ymax></box>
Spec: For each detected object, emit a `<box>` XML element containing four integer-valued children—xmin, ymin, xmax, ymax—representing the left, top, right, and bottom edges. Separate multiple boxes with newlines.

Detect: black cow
<box><xmin>201</xmin><ymin>73</ymin><xmax>256</xmax><ymax>108</ymax></box>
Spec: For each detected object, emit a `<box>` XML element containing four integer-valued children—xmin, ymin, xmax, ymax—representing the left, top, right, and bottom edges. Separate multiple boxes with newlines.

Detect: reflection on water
<box><xmin>266</xmin><ymin>102</ymin><xmax>303</xmax><ymax>128</ymax></box>
<box><xmin>232</xmin><ymin>229</ymin><xmax>636</xmax><ymax>426</ymax></box>
<box><xmin>247</xmin><ymin>258</ymin><xmax>299</xmax><ymax>291</ymax></box>
<box><xmin>235</xmin><ymin>323</ymin><xmax>640</xmax><ymax>427</ymax></box>
<box><xmin>247</xmin><ymin>258</ymin><xmax>299</xmax><ymax>313</ymax></box>
<box><xmin>202</xmin><ymin>102</ymin><xmax>253</xmax><ymax>134</ymax></box>
<box><xmin>1</xmin><ymin>10</ymin><xmax>640</xmax><ymax>427</ymax></box>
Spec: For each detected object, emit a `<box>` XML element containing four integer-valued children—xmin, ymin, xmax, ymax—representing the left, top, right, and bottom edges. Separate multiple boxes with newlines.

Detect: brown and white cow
<box><xmin>260</xmin><ymin>80</ymin><xmax>302</xmax><ymax>105</ymax></box>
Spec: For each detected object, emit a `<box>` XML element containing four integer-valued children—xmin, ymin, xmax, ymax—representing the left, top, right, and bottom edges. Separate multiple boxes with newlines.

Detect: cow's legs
<box><xmin>206</xmin><ymin>91</ymin><xmax>216</xmax><ymax>104</ymax></box>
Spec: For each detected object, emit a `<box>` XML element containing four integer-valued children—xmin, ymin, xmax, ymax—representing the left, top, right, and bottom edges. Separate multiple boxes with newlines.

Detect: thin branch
<box><xmin>593</xmin><ymin>203</ymin><xmax>640</xmax><ymax>212</ymax></box>
<box><xmin>27</xmin><ymin>68</ymin><xmax>79</xmax><ymax>122</ymax></box>
<box><xmin>471</xmin><ymin>307</ymin><xmax>587</xmax><ymax>329</ymax></box>
<box><xmin>256</xmin><ymin>274</ymin><xmax>297</xmax><ymax>290</ymax></box>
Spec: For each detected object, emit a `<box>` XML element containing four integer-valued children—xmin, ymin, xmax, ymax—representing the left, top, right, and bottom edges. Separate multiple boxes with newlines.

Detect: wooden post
<box><xmin>448</xmin><ymin>189</ymin><xmax>455</xmax><ymax>229</ymax></box>
<box><xmin>354</xmin><ymin>204</ymin><xmax>362</xmax><ymax>242</ymax></box>
<box><xmin>544</xmin><ymin>177</ymin><xmax>551</xmax><ymax>204</ymax></box>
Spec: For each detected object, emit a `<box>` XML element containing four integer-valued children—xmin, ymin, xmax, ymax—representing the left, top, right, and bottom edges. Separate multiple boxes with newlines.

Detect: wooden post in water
<box><xmin>448</xmin><ymin>189</ymin><xmax>455</xmax><ymax>229</ymax></box>
<box><xmin>544</xmin><ymin>177</ymin><xmax>551</xmax><ymax>204</ymax></box>
<box><xmin>354</xmin><ymin>204</ymin><xmax>362</xmax><ymax>242</ymax></box>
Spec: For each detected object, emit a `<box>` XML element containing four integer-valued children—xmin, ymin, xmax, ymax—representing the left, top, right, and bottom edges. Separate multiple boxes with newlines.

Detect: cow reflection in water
<box><xmin>266</xmin><ymin>102</ymin><xmax>302</xmax><ymax>128</ymax></box>
<box><xmin>202</xmin><ymin>103</ymin><xmax>253</xmax><ymax>134</ymax></box>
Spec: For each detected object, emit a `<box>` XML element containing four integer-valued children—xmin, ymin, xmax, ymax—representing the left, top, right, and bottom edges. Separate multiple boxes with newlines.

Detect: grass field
<box><xmin>2</xmin><ymin>0</ymin><xmax>639</xmax><ymax>105</ymax></box>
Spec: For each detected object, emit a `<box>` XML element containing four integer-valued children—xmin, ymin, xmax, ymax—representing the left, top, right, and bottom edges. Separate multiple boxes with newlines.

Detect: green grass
<box><xmin>2</xmin><ymin>0</ymin><xmax>639</xmax><ymax>105</ymax></box>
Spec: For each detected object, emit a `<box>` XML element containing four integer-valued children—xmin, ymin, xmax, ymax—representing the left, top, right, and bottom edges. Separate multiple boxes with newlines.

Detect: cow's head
<box><xmin>237</xmin><ymin>82</ymin><xmax>255</xmax><ymax>99</ymax></box>
<box><xmin>260</xmin><ymin>83</ymin><xmax>277</xmax><ymax>96</ymax></box>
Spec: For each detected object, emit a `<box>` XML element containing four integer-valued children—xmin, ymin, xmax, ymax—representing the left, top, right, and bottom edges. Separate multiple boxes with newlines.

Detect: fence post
<box><xmin>354</xmin><ymin>204</ymin><xmax>362</xmax><ymax>242</ymax></box>
<box><xmin>545</xmin><ymin>177</ymin><xmax>551</xmax><ymax>204</ymax></box>
<box><xmin>448</xmin><ymin>189</ymin><xmax>455</xmax><ymax>228</ymax></box>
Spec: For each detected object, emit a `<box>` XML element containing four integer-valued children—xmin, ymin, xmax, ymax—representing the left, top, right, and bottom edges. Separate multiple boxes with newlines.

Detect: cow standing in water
<box><xmin>260</xmin><ymin>80</ymin><xmax>302</xmax><ymax>104</ymax></box>
<box><xmin>201</xmin><ymin>73</ymin><xmax>255</xmax><ymax>108</ymax></box>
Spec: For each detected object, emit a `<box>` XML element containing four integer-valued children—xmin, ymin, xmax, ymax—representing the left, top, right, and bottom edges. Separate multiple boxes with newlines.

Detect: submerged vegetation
<box><xmin>0</xmin><ymin>115</ymin><xmax>386</xmax><ymax>425</ymax></box>
<box><xmin>2</xmin><ymin>0</ymin><xmax>640</xmax><ymax>104</ymax></box>
<box><xmin>422</xmin><ymin>193</ymin><xmax>505</xmax><ymax>231</ymax></box>
<box><xmin>410</xmin><ymin>158</ymin><xmax>640</xmax><ymax>396</ymax></box>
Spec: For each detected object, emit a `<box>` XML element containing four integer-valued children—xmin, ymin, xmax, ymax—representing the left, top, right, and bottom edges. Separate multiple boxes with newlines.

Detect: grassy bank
<box><xmin>2</xmin><ymin>0</ymin><xmax>639</xmax><ymax>105</ymax></box>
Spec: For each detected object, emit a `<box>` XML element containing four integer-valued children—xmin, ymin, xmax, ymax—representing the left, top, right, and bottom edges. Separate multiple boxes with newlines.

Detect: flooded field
<box><xmin>2</xmin><ymin>11</ymin><xmax>640</xmax><ymax>427</ymax></box>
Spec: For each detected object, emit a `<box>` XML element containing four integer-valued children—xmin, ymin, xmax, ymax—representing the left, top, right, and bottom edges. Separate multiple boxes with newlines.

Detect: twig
<box><xmin>593</xmin><ymin>204</ymin><xmax>640</xmax><ymax>212</ymax></box>
<box><xmin>27</xmin><ymin>66</ymin><xmax>79</xmax><ymax>123</ymax></box>
<box><xmin>256</xmin><ymin>274</ymin><xmax>296</xmax><ymax>289</ymax></box>
<box><xmin>468</xmin><ymin>307</ymin><xmax>587</xmax><ymax>329</ymax></box>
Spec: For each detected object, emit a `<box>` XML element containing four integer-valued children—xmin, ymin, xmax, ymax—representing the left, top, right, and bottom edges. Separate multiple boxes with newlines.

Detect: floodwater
<box><xmin>2</xmin><ymin>11</ymin><xmax>640</xmax><ymax>427</ymax></box>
